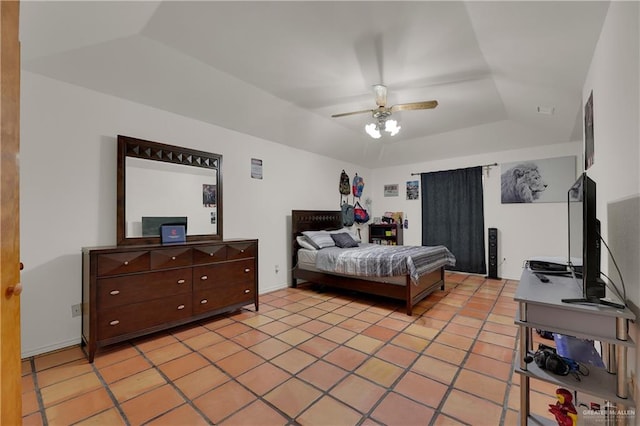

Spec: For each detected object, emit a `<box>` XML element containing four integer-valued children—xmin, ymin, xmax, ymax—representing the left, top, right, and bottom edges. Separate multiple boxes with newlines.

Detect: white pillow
<box><xmin>301</xmin><ymin>230</ymin><xmax>336</xmax><ymax>249</ymax></box>
<box><xmin>296</xmin><ymin>235</ymin><xmax>317</xmax><ymax>250</ymax></box>
<box><xmin>329</xmin><ymin>227</ymin><xmax>361</xmax><ymax>243</ymax></box>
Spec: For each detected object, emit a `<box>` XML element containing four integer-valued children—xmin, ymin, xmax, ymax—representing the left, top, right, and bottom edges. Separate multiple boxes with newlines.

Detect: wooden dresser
<box><xmin>81</xmin><ymin>239</ymin><xmax>258</xmax><ymax>362</ymax></box>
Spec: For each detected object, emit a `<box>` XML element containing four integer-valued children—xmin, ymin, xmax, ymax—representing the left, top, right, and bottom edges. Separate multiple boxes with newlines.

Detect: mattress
<box><xmin>314</xmin><ymin>244</ymin><xmax>455</xmax><ymax>284</ymax></box>
<box><xmin>297</xmin><ymin>248</ymin><xmax>406</xmax><ymax>286</ymax></box>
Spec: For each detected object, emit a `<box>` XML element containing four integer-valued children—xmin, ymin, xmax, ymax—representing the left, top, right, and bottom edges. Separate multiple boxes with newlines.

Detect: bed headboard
<box><xmin>291</xmin><ymin>210</ymin><xmax>342</xmax><ymax>278</ymax></box>
<box><xmin>292</xmin><ymin>210</ymin><xmax>342</xmax><ymax>236</ymax></box>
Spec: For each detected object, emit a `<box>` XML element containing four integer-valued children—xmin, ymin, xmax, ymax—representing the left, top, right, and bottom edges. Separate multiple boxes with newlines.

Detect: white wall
<box><xmin>20</xmin><ymin>72</ymin><xmax>370</xmax><ymax>357</ymax></box>
<box><xmin>581</xmin><ymin>1</ymin><xmax>640</xmax><ymax>399</ymax></box>
<box><xmin>371</xmin><ymin>138</ymin><xmax>581</xmax><ymax>280</ymax></box>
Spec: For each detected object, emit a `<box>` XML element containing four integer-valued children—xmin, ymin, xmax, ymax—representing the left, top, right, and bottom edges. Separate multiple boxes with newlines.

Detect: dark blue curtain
<box><xmin>421</xmin><ymin>166</ymin><xmax>486</xmax><ymax>274</ymax></box>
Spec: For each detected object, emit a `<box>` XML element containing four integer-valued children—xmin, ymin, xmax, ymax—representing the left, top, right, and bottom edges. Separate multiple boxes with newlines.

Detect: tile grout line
<box><xmin>88</xmin><ymin>344</ymin><xmax>134</xmax><ymax>426</ymax></box>
<box><xmin>151</xmin><ymin>309</ymin><xmax>305</xmax><ymax>425</ymax></box>
<box><xmin>282</xmin><ymin>275</ymin><xmax>512</xmax><ymax>425</ymax></box>
<box><xmin>228</xmin><ymin>287</ymin><xmax>413</xmax><ymax>424</ymax></box>
<box><xmin>29</xmin><ymin>356</ymin><xmax>49</xmax><ymax>426</ymax></box>
<box><xmin>134</xmin><ymin>332</ymin><xmax>235</xmax><ymax>426</ymax></box>
<box><xmin>427</xmin><ymin>277</ymin><xmax>508</xmax><ymax>425</ymax></box>
<box><xmin>264</xmin><ymin>275</ymin><xmax>457</xmax><ymax>424</ymax></box>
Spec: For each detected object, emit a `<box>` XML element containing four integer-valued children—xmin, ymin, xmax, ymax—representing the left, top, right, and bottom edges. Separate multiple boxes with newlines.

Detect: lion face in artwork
<box><xmin>501</xmin><ymin>163</ymin><xmax>548</xmax><ymax>203</ymax></box>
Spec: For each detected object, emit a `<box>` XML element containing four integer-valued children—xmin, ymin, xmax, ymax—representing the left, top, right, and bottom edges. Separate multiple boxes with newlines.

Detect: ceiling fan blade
<box><xmin>373</xmin><ymin>84</ymin><xmax>387</xmax><ymax>107</ymax></box>
<box><xmin>331</xmin><ymin>109</ymin><xmax>374</xmax><ymax>118</ymax></box>
<box><xmin>390</xmin><ymin>100</ymin><xmax>438</xmax><ymax>112</ymax></box>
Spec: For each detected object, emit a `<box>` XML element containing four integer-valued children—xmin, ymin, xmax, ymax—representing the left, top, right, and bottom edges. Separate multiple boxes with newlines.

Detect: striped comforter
<box><xmin>315</xmin><ymin>243</ymin><xmax>456</xmax><ymax>284</ymax></box>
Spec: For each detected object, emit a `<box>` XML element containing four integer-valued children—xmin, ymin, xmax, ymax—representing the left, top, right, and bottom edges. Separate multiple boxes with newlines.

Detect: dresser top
<box><xmin>82</xmin><ymin>238</ymin><xmax>257</xmax><ymax>253</ymax></box>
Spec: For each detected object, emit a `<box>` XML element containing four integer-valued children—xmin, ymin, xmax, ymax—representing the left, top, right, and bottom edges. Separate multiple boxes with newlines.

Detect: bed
<box><xmin>291</xmin><ymin>210</ymin><xmax>456</xmax><ymax>315</ymax></box>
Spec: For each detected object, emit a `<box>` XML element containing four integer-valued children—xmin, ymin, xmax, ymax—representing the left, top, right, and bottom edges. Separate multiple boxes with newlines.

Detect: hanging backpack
<box><xmin>339</xmin><ymin>170</ymin><xmax>351</xmax><ymax>195</ymax></box>
<box><xmin>352</xmin><ymin>173</ymin><xmax>364</xmax><ymax>198</ymax></box>
<box><xmin>353</xmin><ymin>201</ymin><xmax>370</xmax><ymax>224</ymax></box>
<box><xmin>341</xmin><ymin>201</ymin><xmax>355</xmax><ymax>226</ymax></box>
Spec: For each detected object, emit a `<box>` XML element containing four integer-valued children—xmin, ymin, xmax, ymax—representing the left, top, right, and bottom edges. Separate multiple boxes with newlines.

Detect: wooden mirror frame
<box><xmin>116</xmin><ymin>135</ymin><xmax>223</xmax><ymax>245</ymax></box>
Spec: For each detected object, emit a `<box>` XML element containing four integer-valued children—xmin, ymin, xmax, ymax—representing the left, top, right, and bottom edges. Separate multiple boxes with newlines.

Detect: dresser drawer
<box><xmin>97</xmin><ymin>295</ymin><xmax>192</xmax><ymax>340</ymax></box>
<box><xmin>192</xmin><ymin>244</ymin><xmax>227</xmax><ymax>265</ymax></box>
<box><xmin>193</xmin><ymin>282</ymin><xmax>254</xmax><ymax>315</ymax></box>
<box><xmin>193</xmin><ymin>259</ymin><xmax>255</xmax><ymax>289</ymax></box>
<box><xmin>150</xmin><ymin>247</ymin><xmax>193</xmax><ymax>270</ymax></box>
<box><xmin>97</xmin><ymin>268</ymin><xmax>192</xmax><ymax>310</ymax></box>
<box><xmin>227</xmin><ymin>242</ymin><xmax>256</xmax><ymax>260</ymax></box>
<box><xmin>97</xmin><ymin>251</ymin><xmax>150</xmax><ymax>276</ymax></box>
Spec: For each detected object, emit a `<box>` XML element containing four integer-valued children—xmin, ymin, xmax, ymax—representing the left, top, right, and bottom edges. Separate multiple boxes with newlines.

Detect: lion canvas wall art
<box><xmin>501</xmin><ymin>156</ymin><xmax>576</xmax><ymax>204</ymax></box>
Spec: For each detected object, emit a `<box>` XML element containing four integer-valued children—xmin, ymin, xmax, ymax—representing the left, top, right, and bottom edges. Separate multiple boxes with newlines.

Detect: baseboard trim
<box><xmin>21</xmin><ymin>337</ymin><xmax>81</xmax><ymax>359</ymax></box>
<box><xmin>259</xmin><ymin>282</ymin><xmax>289</xmax><ymax>294</ymax></box>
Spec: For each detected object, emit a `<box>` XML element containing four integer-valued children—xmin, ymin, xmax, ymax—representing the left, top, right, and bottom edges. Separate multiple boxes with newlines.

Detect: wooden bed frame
<box><xmin>291</xmin><ymin>210</ymin><xmax>445</xmax><ymax>316</ymax></box>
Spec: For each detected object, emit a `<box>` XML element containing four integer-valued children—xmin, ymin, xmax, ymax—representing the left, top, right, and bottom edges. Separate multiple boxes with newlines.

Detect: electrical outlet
<box><xmin>71</xmin><ymin>303</ymin><xmax>82</xmax><ymax>317</ymax></box>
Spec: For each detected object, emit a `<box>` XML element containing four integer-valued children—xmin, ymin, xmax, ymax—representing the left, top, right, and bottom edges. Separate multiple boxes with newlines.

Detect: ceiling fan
<box><xmin>331</xmin><ymin>84</ymin><xmax>438</xmax><ymax>139</ymax></box>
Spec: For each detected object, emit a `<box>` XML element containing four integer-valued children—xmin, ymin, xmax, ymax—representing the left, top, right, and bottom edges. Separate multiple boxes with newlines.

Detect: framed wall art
<box><xmin>500</xmin><ymin>156</ymin><xmax>576</xmax><ymax>204</ymax></box>
<box><xmin>406</xmin><ymin>180</ymin><xmax>419</xmax><ymax>200</ymax></box>
<box><xmin>584</xmin><ymin>91</ymin><xmax>594</xmax><ymax>170</ymax></box>
<box><xmin>384</xmin><ymin>184</ymin><xmax>398</xmax><ymax>197</ymax></box>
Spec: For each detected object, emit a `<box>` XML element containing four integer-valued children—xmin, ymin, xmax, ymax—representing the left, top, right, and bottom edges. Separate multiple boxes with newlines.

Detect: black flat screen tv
<box><xmin>566</xmin><ymin>173</ymin><xmax>605</xmax><ymax>301</ymax></box>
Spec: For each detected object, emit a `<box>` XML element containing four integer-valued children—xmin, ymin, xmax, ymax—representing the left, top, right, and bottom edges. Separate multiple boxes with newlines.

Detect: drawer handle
<box><xmin>177</xmin><ymin>279</ymin><xmax>185</xmax><ymax>284</ymax></box>
<box><xmin>244</xmin><ymin>289</ymin><xmax>250</xmax><ymax>294</ymax></box>
<box><xmin>123</xmin><ymin>261</ymin><xmax>129</xmax><ymax>266</ymax></box>
<box><xmin>109</xmin><ymin>320</ymin><xmax>120</xmax><ymax>326</ymax></box>
<box><xmin>177</xmin><ymin>304</ymin><xmax>185</xmax><ymax>310</ymax></box>
<box><xmin>209</xmin><ymin>253</ymin><xmax>214</xmax><ymax>256</ymax></box>
<box><xmin>244</xmin><ymin>268</ymin><xmax>251</xmax><ymax>273</ymax></box>
<box><xmin>200</xmin><ymin>299</ymin><xmax>208</xmax><ymax>304</ymax></box>
<box><xmin>171</xmin><ymin>256</ymin><xmax>176</xmax><ymax>260</ymax></box>
<box><xmin>110</xmin><ymin>290</ymin><xmax>120</xmax><ymax>296</ymax></box>
<box><xmin>201</xmin><ymin>275</ymin><xmax>208</xmax><ymax>281</ymax></box>
<box><xmin>241</xmin><ymin>249</ymin><xmax>245</xmax><ymax>253</ymax></box>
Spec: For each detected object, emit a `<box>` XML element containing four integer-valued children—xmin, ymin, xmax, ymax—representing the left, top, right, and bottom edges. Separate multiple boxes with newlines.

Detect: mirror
<box><xmin>117</xmin><ymin>135</ymin><xmax>223</xmax><ymax>245</ymax></box>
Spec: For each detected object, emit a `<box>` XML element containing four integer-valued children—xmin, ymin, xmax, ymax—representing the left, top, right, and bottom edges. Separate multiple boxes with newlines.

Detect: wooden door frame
<box><xmin>0</xmin><ymin>1</ymin><xmax>22</xmax><ymax>424</ymax></box>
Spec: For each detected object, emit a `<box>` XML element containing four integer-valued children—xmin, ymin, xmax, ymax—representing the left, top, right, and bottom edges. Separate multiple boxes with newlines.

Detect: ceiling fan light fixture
<box><xmin>372</xmin><ymin>84</ymin><xmax>387</xmax><ymax>107</ymax></box>
<box><xmin>385</xmin><ymin>119</ymin><xmax>401</xmax><ymax>136</ymax></box>
<box><xmin>365</xmin><ymin>123</ymin><xmax>381</xmax><ymax>139</ymax></box>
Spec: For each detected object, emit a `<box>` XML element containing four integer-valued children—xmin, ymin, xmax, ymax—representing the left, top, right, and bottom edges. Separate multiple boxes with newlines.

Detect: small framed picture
<box><xmin>202</xmin><ymin>184</ymin><xmax>216</xmax><ymax>208</ymax></box>
<box><xmin>406</xmin><ymin>180</ymin><xmax>419</xmax><ymax>200</ymax></box>
<box><xmin>384</xmin><ymin>184</ymin><xmax>399</xmax><ymax>197</ymax></box>
<box><xmin>251</xmin><ymin>158</ymin><xmax>263</xmax><ymax>179</ymax></box>
<box><xmin>161</xmin><ymin>225</ymin><xmax>186</xmax><ymax>245</ymax></box>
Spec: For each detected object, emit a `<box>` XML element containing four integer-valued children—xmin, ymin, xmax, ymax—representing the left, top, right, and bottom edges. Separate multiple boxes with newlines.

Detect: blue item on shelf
<box><xmin>554</xmin><ymin>334</ymin><xmax>605</xmax><ymax>368</ymax></box>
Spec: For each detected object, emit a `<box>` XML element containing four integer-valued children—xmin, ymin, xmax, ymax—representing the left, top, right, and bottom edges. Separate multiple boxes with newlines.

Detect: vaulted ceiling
<box><xmin>20</xmin><ymin>1</ymin><xmax>610</xmax><ymax>168</ymax></box>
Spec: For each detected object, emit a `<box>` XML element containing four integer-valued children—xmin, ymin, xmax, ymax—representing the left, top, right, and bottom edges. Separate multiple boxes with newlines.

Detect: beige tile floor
<box><xmin>22</xmin><ymin>273</ymin><xmax>561</xmax><ymax>425</ymax></box>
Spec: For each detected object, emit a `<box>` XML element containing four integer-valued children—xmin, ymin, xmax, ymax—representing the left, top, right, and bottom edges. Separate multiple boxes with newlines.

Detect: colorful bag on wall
<box><xmin>339</xmin><ymin>170</ymin><xmax>351</xmax><ymax>195</ymax></box>
<box><xmin>352</xmin><ymin>173</ymin><xmax>364</xmax><ymax>198</ymax></box>
<box><xmin>353</xmin><ymin>201</ymin><xmax>370</xmax><ymax>224</ymax></box>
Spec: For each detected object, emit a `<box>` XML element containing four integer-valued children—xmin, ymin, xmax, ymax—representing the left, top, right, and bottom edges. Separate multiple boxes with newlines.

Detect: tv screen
<box><xmin>142</xmin><ymin>216</ymin><xmax>188</xmax><ymax>237</ymax></box>
<box><xmin>567</xmin><ymin>173</ymin><xmax>605</xmax><ymax>300</ymax></box>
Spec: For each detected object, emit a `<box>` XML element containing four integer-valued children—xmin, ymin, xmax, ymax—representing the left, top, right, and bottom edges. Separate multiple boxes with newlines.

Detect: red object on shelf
<box><xmin>548</xmin><ymin>388</ymin><xmax>577</xmax><ymax>426</ymax></box>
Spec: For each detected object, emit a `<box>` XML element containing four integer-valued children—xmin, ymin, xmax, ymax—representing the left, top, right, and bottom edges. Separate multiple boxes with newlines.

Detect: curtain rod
<box><xmin>410</xmin><ymin>163</ymin><xmax>498</xmax><ymax>176</ymax></box>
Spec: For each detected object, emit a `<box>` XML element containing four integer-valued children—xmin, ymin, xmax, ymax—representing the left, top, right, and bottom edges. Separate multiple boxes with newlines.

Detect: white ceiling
<box><xmin>20</xmin><ymin>1</ymin><xmax>610</xmax><ymax>168</ymax></box>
